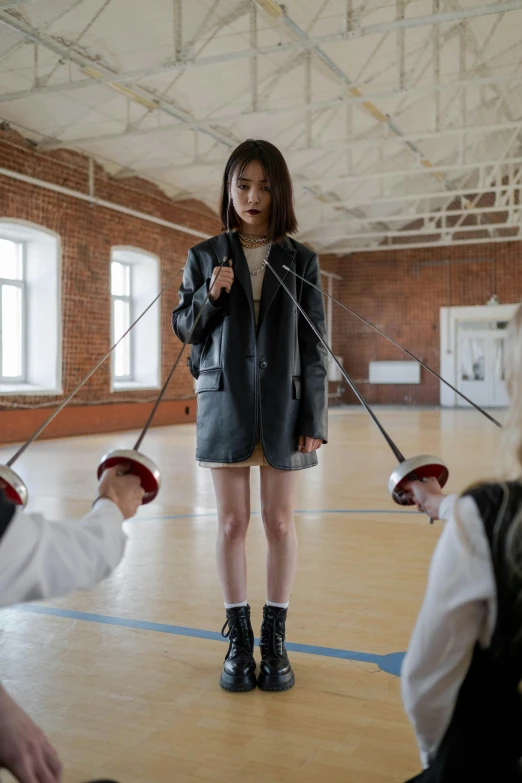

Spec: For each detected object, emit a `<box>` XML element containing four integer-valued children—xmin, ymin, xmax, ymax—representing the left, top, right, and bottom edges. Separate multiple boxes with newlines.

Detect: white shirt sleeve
<box><xmin>401</xmin><ymin>494</ymin><xmax>496</xmax><ymax>768</ymax></box>
<box><xmin>0</xmin><ymin>499</ymin><xmax>127</xmax><ymax>609</ymax></box>
<box><xmin>438</xmin><ymin>493</ymin><xmax>457</xmax><ymax>522</ymax></box>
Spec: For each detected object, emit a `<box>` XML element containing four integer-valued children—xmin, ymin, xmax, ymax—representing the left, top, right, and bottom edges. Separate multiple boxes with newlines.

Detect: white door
<box><xmin>457</xmin><ymin>320</ymin><xmax>509</xmax><ymax>408</ymax></box>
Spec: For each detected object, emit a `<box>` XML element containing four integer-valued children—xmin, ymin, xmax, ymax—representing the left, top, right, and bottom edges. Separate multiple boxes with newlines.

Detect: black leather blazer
<box><xmin>172</xmin><ymin>231</ymin><xmax>328</xmax><ymax>470</ymax></box>
<box><xmin>0</xmin><ymin>491</ymin><xmax>15</xmax><ymax>541</ymax></box>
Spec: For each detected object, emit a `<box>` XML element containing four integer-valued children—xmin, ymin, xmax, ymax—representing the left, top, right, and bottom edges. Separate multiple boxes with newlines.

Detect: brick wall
<box><xmin>330</xmin><ymin>243</ymin><xmax>522</xmax><ymax>406</ymax></box>
<box><xmin>0</xmin><ymin>128</ymin><xmax>220</xmax><ymax>442</ymax></box>
<box><xmin>2</xmin><ymin>126</ymin><xmax>521</xmax><ymax>443</ymax></box>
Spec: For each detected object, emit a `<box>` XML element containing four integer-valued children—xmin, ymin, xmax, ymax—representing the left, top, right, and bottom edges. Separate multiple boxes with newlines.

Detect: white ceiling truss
<box><xmin>0</xmin><ymin>0</ymin><xmax>522</xmax><ymax>253</ymax></box>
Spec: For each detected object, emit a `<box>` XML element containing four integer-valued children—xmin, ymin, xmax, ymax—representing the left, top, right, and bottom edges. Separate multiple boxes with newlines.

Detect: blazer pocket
<box><xmin>196</xmin><ymin>368</ymin><xmax>223</xmax><ymax>393</ymax></box>
<box><xmin>292</xmin><ymin>377</ymin><xmax>301</xmax><ymax>400</ymax></box>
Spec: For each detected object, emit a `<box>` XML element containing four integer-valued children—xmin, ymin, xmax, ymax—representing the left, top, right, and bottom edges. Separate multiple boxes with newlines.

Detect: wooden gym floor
<box><xmin>0</xmin><ymin>406</ymin><xmax>504</xmax><ymax>783</ymax></box>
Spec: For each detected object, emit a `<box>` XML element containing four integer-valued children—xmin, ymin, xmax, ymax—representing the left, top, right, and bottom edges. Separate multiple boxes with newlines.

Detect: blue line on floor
<box><xmin>17</xmin><ymin>604</ymin><xmax>405</xmax><ymax>677</ymax></box>
<box><xmin>140</xmin><ymin>509</ymin><xmax>418</xmax><ymax>521</ymax></box>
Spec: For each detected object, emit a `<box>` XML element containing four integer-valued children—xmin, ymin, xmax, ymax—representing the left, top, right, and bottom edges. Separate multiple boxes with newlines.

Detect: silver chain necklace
<box><xmin>249</xmin><ymin>243</ymin><xmax>272</xmax><ymax>276</ymax></box>
<box><xmin>239</xmin><ymin>232</ymin><xmax>267</xmax><ymax>243</ymax></box>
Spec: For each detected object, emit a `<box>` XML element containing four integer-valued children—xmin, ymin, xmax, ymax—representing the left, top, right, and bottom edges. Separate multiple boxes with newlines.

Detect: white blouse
<box><xmin>243</xmin><ymin>244</ymin><xmax>269</xmax><ymax>324</ymax></box>
<box><xmin>0</xmin><ymin>499</ymin><xmax>127</xmax><ymax>608</ymax></box>
<box><xmin>401</xmin><ymin>493</ymin><xmax>497</xmax><ymax>768</ymax></box>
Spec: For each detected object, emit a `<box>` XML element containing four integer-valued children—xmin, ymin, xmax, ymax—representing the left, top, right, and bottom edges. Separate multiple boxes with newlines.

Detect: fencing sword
<box><xmin>266</xmin><ymin>260</ymin><xmax>448</xmax><ymax>522</ymax></box>
<box><xmin>97</xmin><ymin>258</ymin><xmax>229</xmax><ymax>504</ymax></box>
<box><xmin>0</xmin><ymin>273</ymin><xmax>179</xmax><ymax>507</ymax></box>
<box><xmin>282</xmin><ymin>265</ymin><xmax>502</xmax><ymax>429</ymax></box>
<box><xmin>0</xmin><ymin>261</ymin><xmax>226</xmax><ymax>507</ymax></box>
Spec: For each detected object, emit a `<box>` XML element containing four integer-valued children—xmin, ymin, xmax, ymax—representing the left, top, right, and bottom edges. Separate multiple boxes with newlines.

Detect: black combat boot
<box><xmin>219</xmin><ymin>605</ymin><xmax>257</xmax><ymax>692</ymax></box>
<box><xmin>257</xmin><ymin>604</ymin><xmax>295</xmax><ymax>691</ymax></box>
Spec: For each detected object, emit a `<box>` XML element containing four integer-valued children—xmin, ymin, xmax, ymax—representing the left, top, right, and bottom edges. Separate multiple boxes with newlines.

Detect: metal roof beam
<box><xmin>391</xmin><ymin>14</ymin><xmax>512</xmax><ymax>125</ymax></box>
<box><xmin>2</xmin><ymin>61</ymin><xmax>521</xmax><ymax>111</ymax></box>
<box><xmin>256</xmin><ymin>0</ymin><xmax>329</xmax><ymax>105</ymax></box>
<box><xmin>311</xmin><ymin>182</ymin><xmax>522</xmax><ymax>209</ymax></box>
<box><xmin>286</xmin><ymin>157</ymin><xmax>522</xmax><ymax>184</ymax></box>
<box><xmin>0</xmin><ymin>0</ymin><xmax>43</xmax><ymax>7</ymax></box>
<box><xmin>0</xmin><ymin>10</ymin><xmax>238</xmax><ymax>149</ymax></box>
<box><xmin>450</xmin><ymin>127</ymin><xmax>522</xmax><ymax>232</ymax></box>
<box><xmin>172</xmin><ymin>156</ymin><xmax>522</xmax><ymax>194</ymax></box>
<box><xmin>314</xmin><ymin>220</ymin><xmax>520</xmax><ymax>243</ymax></box>
<box><xmin>434</xmin><ymin>120</ymin><xmax>522</xmax><ymax>230</ymax></box>
<box><xmin>123</xmin><ymin>120</ymin><xmax>522</xmax><ymax>171</ymax></box>
<box><xmin>1</xmin><ymin>1</ymin><xmax>521</xmax><ymax>102</ymax></box>
<box><xmin>299</xmin><ymin>203</ymin><xmax>522</xmax><ymax>235</ymax></box>
<box><xmin>126</xmin><ymin>1</ymin><xmax>250</xmax><ymax>140</ymax></box>
<box><xmin>30</xmin><ymin>74</ymin><xmax>522</xmax><ymax>150</ymax></box>
<box><xmin>327</xmin><ymin>234</ymin><xmax>521</xmax><ymax>253</ymax></box>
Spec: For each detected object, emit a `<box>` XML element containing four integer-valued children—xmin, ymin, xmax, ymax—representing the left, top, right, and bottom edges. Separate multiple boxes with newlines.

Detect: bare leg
<box><xmin>211</xmin><ymin>468</ymin><xmax>251</xmax><ymax>604</ymax></box>
<box><xmin>259</xmin><ymin>466</ymin><xmax>298</xmax><ymax>604</ymax></box>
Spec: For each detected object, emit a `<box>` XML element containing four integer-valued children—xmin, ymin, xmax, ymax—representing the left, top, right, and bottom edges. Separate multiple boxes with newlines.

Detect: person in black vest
<box><xmin>400</xmin><ymin>303</ymin><xmax>522</xmax><ymax>782</ymax></box>
<box><xmin>0</xmin><ymin>465</ymin><xmax>143</xmax><ymax>783</ymax></box>
<box><xmin>172</xmin><ymin>139</ymin><xmax>328</xmax><ymax>692</ymax></box>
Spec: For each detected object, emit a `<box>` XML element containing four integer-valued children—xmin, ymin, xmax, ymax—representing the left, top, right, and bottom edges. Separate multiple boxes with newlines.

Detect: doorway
<box><xmin>440</xmin><ymin>304</ymin><xmax>518</xmax><ymax>408</ymax></box>
<box><xmin>457</xmin><ymin>319</ymin><xmax>509</xmax><ymax>408</ymax></box>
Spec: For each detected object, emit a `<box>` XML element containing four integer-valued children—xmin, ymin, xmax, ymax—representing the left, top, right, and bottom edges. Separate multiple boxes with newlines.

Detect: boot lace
<box><xmin>260</xmin><ymin>608</ymin><xmax>286</xmax><ymax>660</ymax></box>
<box><xmin>221</xmin><ymin>610</ymin><xmax>252</xmax><ymax>653</ymax></box>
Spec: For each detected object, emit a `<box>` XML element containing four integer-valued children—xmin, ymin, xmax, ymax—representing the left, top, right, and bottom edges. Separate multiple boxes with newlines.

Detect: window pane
<box><xmin>124</xmin><ymin>264</ymin><xmax>130</xmax><ymax>296</ymax></box>
<box><xmin>2</xmin><ymin>284</ymin><xmax>23</xmax><ymax>377</ymax></box>
<box><xmin>111</xmin><ymin>262</ymin><xmax>123</xmax><ymax>295</ymax></box>
<box><xmin>113</xmin><ymin>298</ymin><xmax>131</xmax><ymax>378</ymax></box>
<box><xmin>460</xmin><ymin>338</ymin><xmax>485</xmax><ymax>381</ymax></box>
<box><xmin>0</xmin><ymin>239</ymin><xmax>22</xmax><ymax>281</ymax></box>
<box><xmin>111</xmin><ymin>261</ymin><xmax>130</xmax><ymax>296</ymax></box>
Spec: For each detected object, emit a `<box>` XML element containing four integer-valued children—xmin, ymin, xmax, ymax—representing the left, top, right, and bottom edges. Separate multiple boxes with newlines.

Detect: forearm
<box><xmin>172</xmin><ymin>250</ymin><xmax>227</xmax><ymax>344</ymax></box>
<box><xmin>0</xmin><ymin>500</ymin><xmax>127</xmax><ymax>607</ymax></box>
<box><xmin>172</xmin><ymin>279</ymin><xmax>226</xmax><ymax>344</ymax></box>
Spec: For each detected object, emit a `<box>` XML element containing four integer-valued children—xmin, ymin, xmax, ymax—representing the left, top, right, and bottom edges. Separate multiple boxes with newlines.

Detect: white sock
<box><xmin>266</xmin><ymin>600</ymin><xmax>289</xmax><ymax>609</ymax></box>
<box><xmin>224</xmin><ymin>600</ymin><xmax>248</xmax><ymax>609</ymax></box>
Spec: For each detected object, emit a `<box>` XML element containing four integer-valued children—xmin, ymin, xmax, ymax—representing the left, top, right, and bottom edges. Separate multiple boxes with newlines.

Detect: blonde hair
<box><xmin>500</xmin><ymin>303</ymin><xmax>522</xmax><ymax>481</ymax></box>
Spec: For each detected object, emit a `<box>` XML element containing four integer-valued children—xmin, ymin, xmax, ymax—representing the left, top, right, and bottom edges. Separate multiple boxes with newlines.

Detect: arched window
<box><xmin>110</xmin><ymin>247</ymin><xmax>161</xmax><ymax>390</ymax></box>
<box><xmin>0</xmin><ymin>220</ymin><xmax>61</xmax><ymax>394</ymax></box>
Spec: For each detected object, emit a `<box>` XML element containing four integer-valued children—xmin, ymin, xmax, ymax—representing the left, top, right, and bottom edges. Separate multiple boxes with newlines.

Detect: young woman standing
<box><xmin>172</xmin><ymin>139</ymin><xmax>328</xmax><ymax>692</ymax></box>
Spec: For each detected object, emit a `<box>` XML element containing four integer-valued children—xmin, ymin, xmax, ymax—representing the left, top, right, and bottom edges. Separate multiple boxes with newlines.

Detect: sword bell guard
<box><xmin>97</xmin><ymin>449</ymin><xmax>161</xmax><ymax>504</ymax></box>
<box><xmin>0</xmin><ymin>464</ymin><xmax>28</xmax><ymax>507</ymax></box>
<box><xmin>388</xmin><ymin>455</ymin><xmax>449</xmax><ymax>506</ymax></box>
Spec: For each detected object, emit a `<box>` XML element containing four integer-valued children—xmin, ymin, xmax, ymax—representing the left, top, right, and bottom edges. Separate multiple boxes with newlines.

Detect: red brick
<box><xmin>0</xmin><ymin>129</ymin><xmax>219</xmax><ymax>441</ymax></box>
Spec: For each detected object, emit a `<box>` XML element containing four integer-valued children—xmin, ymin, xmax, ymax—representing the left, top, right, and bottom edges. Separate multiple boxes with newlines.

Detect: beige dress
<box><xmin>199</xmin><ymin>243</ymin><xmax>270</xmax><ymax>469</ymax></box>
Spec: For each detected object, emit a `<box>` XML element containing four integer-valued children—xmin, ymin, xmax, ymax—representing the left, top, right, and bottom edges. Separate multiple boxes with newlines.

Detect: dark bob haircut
<box><xmin>219</xmin><ymin>139</ymin><xmax>298</xmax><ymax>243</ymax></box>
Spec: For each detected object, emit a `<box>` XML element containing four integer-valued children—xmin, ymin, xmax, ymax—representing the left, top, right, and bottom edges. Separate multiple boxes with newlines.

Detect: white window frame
<box><xmin>110</xmin><ymin>247</ymin><xmax>161</xmax><ymax>392</ymax></box>
<box><xmin>0</xmin><ymin>239</ymin><xmax>26</xmax><ymax>383</ymax></box>
<box><xmin>0</xmin><ymin>220</ymin><xmax>61</xmax><ymax>395</ymax></box>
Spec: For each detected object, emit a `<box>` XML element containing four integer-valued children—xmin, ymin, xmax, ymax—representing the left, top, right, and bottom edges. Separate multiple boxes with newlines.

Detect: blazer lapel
<box><xmin>209</xmin><ymin>232</ymin><xmax>255</xmax><ymax>323</ymax></box>
<box><xmin>257</xmin><ymin>237</ymin><xmax>297</xmax><ymax>332</ymax></box>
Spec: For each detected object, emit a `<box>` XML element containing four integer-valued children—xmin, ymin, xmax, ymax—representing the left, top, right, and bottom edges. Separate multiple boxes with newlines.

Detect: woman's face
<box><xmin>230</xmin><ymin>160</ymin><xmax>272</xmax><ymax>233</ymax></box>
